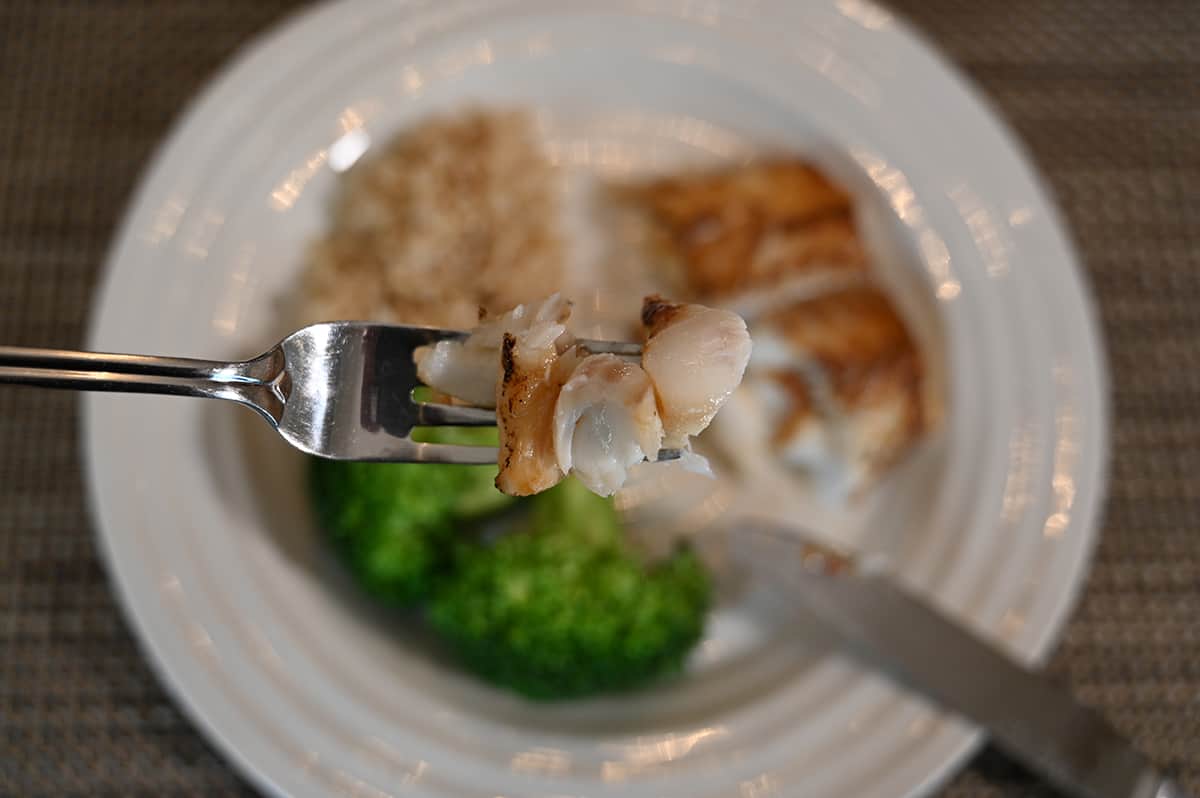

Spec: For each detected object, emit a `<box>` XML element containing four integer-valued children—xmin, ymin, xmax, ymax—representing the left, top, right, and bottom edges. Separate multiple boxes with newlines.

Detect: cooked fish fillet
<box><xmin>495</xmin><ymin>327</ymin><xmax>576</xmax><ymax>497</ymax></box>
<box><xmin>637</xmin><ymin>161</ymin><xmax>852</xmax><ymax>228</ymax></box>
<box><xmin>701</xmin><ymin>375</ymin><xmax>786</xmax><ymax>478</ymax></box>
<box><xmin>626</xmin><ymin>158</ymin><xmax>932</xmax><ymax>498</ymax></box>
<box><xmin>833</xmin><ymin>354</ymin><xmax>924</xmax><ymax>484</ymax></box>
<box><xmin>767</xmin><ymin>370</ymin><xmax>820</xmax><ymax>452</ymax></box>
<box><xmin>631</xmin><ymin>161</ymin><xmax>868</xmax><ymax>299</ymax></box>
<box><xmin>413</xmin><ymin>342</ymin><xmax>497</xmax><ymax>408</ymax></box>
<box><xmin>641</xmin><ymin>296</ymin><xmax>753</xmax><ymax>448</ymax></box>
<box><xmin>416</xmin><ymin>294</ymin><xmax>571</xmax><ymax>408</ymax></box>
<box><xmin>760</xmin><ymin>285</ymin><xmax>925</xmax><ymax>489</ymax></box>
<box><xmin>763</xmin><ymin>284</ymin><xmax>914</xmax><ymax>374</ymax></box>
<box><xmin>421</xmin><ymin>292</ymin><xmax>747</xmax><ymax>497</ymax></box>
<box><xmin>553</xmin><ymin>354</ymin><xmax>664</xmax><ymax>497</ymax></box>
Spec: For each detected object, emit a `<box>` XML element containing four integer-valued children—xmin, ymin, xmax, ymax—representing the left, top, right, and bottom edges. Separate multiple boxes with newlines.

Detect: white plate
<box><xmin>84</xmin><ymin>1</ymin><xmax>1108</xmax><ymax>796</ymax></box>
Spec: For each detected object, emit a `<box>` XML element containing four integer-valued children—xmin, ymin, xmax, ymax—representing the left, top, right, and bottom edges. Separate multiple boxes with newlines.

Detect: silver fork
<box><xmin>0</xmin><ymin>322</ymin><xmax>644</xmax><ymax>464</ymax></box>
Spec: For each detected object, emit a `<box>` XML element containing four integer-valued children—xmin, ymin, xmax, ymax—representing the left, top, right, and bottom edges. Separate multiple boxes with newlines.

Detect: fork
<box><xmin>0</xmin><ymin>322</ymin><xmax>645</xmax><ymax>464</ymax></box>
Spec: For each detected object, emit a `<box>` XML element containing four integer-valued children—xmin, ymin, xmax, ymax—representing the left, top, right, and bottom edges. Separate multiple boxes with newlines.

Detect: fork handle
<box><xmin>0</xmin><ymin>345</ymin><xmax>287</xmax><ymax>421</ymax></box>
<box><xmin>0</xmin><ymin>346</ymin><xmax>235</xmax><ymax>378</ymax></box>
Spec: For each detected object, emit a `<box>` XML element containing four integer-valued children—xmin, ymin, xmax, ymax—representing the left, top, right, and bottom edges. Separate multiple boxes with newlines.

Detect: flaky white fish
<box><xmin>552</xmin><ymin>354</ymin><xmax>664</xmax><ymax>497</ymax></box>
<box><xmin>640</xmin><ymin>296</ymin><xmax>753</xmax><ymax>448</ymax></box>
<box><xmin>416</xmin><ymin>294</ymin><xmax>571</xmax><ymax>408</ymax></box>
<box><xmin>417</xmin><ymin>292</ymin><xmax>750</xmax><ymax>497</ymax></box>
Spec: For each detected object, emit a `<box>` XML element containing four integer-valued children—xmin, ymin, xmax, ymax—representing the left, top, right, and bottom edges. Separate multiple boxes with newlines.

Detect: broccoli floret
<box><xmin>428</xmin><ymin>478</ymin><xmax>712</xmax><ymax>699</ymax></box>
<box><xmin>310</xmin><ymin>427</ymin><xmax>511</xmax><ymax>605</ymax></box>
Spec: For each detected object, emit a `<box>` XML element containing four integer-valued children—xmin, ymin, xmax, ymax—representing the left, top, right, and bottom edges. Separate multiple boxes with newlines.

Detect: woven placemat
<box><xmin>1</xmin><ymin>2</ymin><xmax>1196</xmax><ymax>796</ymax></box>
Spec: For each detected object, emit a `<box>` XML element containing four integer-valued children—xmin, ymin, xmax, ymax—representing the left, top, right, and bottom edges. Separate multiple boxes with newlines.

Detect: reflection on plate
<box><xmin>85</xmin><ymin>1</ymin><xmax>1106</xmax><ymax>796</ymax></box>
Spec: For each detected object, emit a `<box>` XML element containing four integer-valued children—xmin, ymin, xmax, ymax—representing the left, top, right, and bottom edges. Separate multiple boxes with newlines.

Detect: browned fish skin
<box><xmin>765</xmin><ymin>285</ymin><xmax>925</xmax><ymax>473</ymax></box>
<box><xmin>843</xmin><ymin>352</ymin><xmax>924</xmax><ymax>475</ymax></box>
<box><xmin>640</xmin><ymin>294</ymin><xmax>690</xmax><ymax>337</ymax></box>
<box><xmin>495</xmin><ymin>332</ymin><xmax>567</xmax><ymax>496</ymax></box>
<box><xmin>633</xmin><ymin>161</ymin><xmax>868</xmax><ymax>298</ymax></box>
<box><xmin>744</xmin><ymin>216</ymin><xmax>865</xmax><ymax>289</ymax></box>
<box><xmin>767</xmin><ymin>370</ymin><xmax>816</xmax><ymax>448</ymax></box>
<box><xmin>765</xmin><ymin>285</ymin><xmax>915</xmax><ymax>381</ymax></box>
<box><xmin>500</xmin><ymin>331</ymin><xmax>518</xmax><ymax>385</ymax></box>
<box><xmin>639</xmin><ymin>161</ymin><xmax>852</xmax><ymax>226</ymax></box>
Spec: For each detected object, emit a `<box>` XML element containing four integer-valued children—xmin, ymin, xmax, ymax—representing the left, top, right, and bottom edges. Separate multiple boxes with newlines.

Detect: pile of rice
<box><xmin>301</xmin><ymin>110</ymin><xmax>563</xmax><ymax>329</ymax></box>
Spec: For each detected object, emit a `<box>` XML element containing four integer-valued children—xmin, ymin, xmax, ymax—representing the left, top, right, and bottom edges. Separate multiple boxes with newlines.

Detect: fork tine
<box><xmin>413</xmin><ymin>443</ymin><xmax>500</xmax><ymax>465</ymax></box>
<box><xmin>577</xmin><ymin>338</ymin><xmax>643</xmax><ymax>357</ymax></box>
<box><xmin>415</xmin><ymin>402</ymin><xmax>497</xmax><ymax>427</ymax></box>
<box><xmin>410</xmin><ymin>444</ymin><xmax>681</xmax><ymax>466</ymax></box>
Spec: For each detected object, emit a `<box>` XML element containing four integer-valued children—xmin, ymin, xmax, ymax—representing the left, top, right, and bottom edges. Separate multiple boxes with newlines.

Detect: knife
<box><xmin>731</xmin><ymin>523</ymin><xmax>1189</xmax><ymax>798</ymax></box>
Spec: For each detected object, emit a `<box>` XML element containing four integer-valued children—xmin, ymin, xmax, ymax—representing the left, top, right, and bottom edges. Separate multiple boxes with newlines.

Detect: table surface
<box><xmin>1</xmin><ymin>2</ymin><xmax>1197</xmax><ymax>796</ymax></box>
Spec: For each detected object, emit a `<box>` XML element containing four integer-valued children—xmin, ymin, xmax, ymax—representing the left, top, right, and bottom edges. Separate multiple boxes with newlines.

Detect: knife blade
<box><xmin>731</xmin><ymin>523</ymin><xmax>1186</xmax><ymax>798</ymax></box>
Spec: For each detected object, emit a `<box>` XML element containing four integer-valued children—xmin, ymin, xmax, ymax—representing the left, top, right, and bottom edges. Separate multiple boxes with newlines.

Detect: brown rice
<box><xmin>301</xmin><ymin>109</ymin><xmax>563</xmax><ymax>329</ymax></box>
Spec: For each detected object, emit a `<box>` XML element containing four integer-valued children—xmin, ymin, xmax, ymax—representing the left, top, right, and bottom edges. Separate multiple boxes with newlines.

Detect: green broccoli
<box><xmin>428</xmin><ymin>478</ymin><xmax>712</xmax><ymax>699</ymax></box>
<box><xmin>309</xmin><ymin>427</ymin><xmax>511</xmax><ymax>605</ymax></box>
